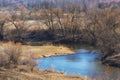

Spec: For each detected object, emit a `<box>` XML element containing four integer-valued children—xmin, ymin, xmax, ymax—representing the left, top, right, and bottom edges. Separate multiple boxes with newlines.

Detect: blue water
<box><xmin>37</xmin><ymin>49</ymin><xmax>120</xmax><ymax>78</ymax></box>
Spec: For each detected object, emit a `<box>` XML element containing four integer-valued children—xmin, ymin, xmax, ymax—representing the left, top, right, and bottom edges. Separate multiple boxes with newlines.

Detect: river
<box><xmin>37</xmin><ymin>49</ymin><xmax>120</xmax><ymax>80</ymax></box>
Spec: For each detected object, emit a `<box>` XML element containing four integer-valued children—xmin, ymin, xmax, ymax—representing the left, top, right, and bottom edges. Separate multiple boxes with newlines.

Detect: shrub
<box><xmin>20</xmin><ymin>53</ymin><xmax>38</xmax><ymax>72</ymax></box>
<box><xmin>0</xmin><ymin>42</ymin><xmax>38</xmax><ymax>71</ymax></box>
<box><xmin>3</xmin><ymin>42</ymin><xmax>22</xmax><ymax>65</ymax></box>
<box><xmin>0</xmin><ymin>53</ymin><xmax>9</xmax><ymax>67</ymax></box>
<box><xmin>27</xmin><ymin>53</ymin><xmax>38</xmax><ymax>71</ymax></box>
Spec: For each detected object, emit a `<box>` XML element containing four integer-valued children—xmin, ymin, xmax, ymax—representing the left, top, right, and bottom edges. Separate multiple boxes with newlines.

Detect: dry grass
<box><xmin>0</xmin><ymin>68</ymin><xmax>86</xmax><ymax>80</ymax></box>
<box><xmin>22</xmin><ymin>44</ymin><xmax>74</xmax><ymax>58</ymax></box>
<box><xmin>0</xmin><ymin>42</ymin><xmax>74</xmax><ymax>58</ymax></box>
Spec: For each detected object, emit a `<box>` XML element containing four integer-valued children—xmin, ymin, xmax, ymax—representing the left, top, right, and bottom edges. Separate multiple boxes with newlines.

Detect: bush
<box><xmin>0</xmin><ymin>42</ymin><xmax>38</xmax><ymax>71</ymax></box>
<box><xmin>0</xmin><ymin>53</ymin><xmax>9</xmax><ymax>67</ymax></box>
<box><xmin>0</xmin><ymin>42</ymin><xmax>22</xmax><ymax>68</ymax></box>
<box><xmin>20</xmin><ymin>53</ymin><xmax>38</xmax><ymax>72</ymax></box>
<box><xmin>4</xmin><ymin>42</ymin><xmax>22</xmax><ymax>65</ymax></box>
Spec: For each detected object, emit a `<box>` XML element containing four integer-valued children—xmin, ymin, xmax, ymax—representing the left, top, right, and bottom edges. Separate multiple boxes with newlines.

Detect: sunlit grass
<box><xmin>0</xmin><ymin>42</ymin><xmax>74</xmax><ymax>58</ymax></box>
<box><xmin>22</xmin><ymin>44</ymin><xmax>74</xmax><ymax>58</ymax></box>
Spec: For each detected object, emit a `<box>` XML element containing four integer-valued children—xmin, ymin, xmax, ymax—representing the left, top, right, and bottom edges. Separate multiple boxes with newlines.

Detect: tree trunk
<box><xmin>0</xmin><ymin>33</ymin><xmax>3</xmax><ymax>40</ymax></box>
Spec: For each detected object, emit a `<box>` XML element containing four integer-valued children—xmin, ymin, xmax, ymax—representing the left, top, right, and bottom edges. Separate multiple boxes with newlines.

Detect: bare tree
<box><xmin>9</xmin><ymin>6</ymin><xmax>29</xmax><ymax>42</ymax></box>
<box><xmin>84</xmin><ymin>8</ymin><xmax>120</xmax><ymax>58</ymax></box>
<box><xmin>41</xmin><ymin>7</ymin><xmax>55</xmax><ymax>31</ymax></box>
<box><xmin>64</xmin><ymin>5</ymin><xmax>81</xmax><ymax>41</ymax></box>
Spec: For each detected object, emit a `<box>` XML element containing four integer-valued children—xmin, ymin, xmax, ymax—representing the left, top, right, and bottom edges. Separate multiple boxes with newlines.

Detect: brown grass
<box><xmin>0</xmin><ymin>67</ymin><xmax>86</xmax><ymax>80</ymax></box>
<box><xmin>22</xmin><ymin>44</ymin><xmax>74</xmax><ymax>58</ymax></box>
<box><xmin>0</xmin><ymin>42</ymin><xmax>74</xmax><ymax>58</ymax></box>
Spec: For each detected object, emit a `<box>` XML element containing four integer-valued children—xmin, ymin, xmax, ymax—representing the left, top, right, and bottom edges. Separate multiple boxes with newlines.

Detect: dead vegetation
<box><xmin>0</xmin><ymin>41</ymin><xmax>37</xmax><ymax>72</ymax></box>
<box><xmin>0</xmin><ymin>67</ymin><xmax>85</xmax><ymax>80</ymax></box>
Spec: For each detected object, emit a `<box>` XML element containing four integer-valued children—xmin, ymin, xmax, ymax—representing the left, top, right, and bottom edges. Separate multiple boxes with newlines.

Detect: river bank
<box><xmin>1</xmin><ymin>41</ymin><xmax>120</xmax><ymax>68</ymax></box>
<box><xmin>102</xmin><ymin>53</ymin><xmax>120</xmax><ymax>67</ymax></box>
<box><xmin>22</xmin><ymin>44</ymin><xmax>74</xmax><ymax>58</ymax></box>
<box><xmin>0</xmin><ymin>66</ymin><xmax>86</xmax><ymax>80</ymax></box>
<box><xmin>0</xmin><ymin>42</ymin><xmax>87</xmax><ymax>80</ymax></box>
<box><xmin>0</xmin><ymin>42</ymin><xmax>74</xmax><ymax>58</ymax></box>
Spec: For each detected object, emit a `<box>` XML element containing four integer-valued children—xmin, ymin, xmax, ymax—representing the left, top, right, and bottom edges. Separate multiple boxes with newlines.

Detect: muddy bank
<box><xmin>102</xmin><ymin>53</ymin><xmax>120</xmax><ymax>67</ymax></box>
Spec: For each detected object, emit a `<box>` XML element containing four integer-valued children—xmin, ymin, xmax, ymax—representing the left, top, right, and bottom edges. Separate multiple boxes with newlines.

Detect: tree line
<box><xmin>1</xmin><ymin>0</ymin><xmax>119</xmax><ymax>10</ymax></box>
<box><xmin>0</xmin><ymin>5</ymin><xmax>120</xmax><ymax>59</ymax></box>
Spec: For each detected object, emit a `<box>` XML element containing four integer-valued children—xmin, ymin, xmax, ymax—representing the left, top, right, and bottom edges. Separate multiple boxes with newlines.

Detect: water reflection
<box><xmin>37</xmin><ymin>49</ymin><xmax>120</xmax><ymax>79</ymax></box>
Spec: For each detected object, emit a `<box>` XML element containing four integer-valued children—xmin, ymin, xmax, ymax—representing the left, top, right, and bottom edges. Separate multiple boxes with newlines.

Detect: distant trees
<box><xmin>37</xmin><ymin>5</ymin><xmax>83</xmax><ymax>42</ymax></box>
<box><xmin>0</xmin><ymin>0</ymin><xmax>120</xmax><ymax>11</ymax></box>
<box><xmin>0</xmin><ymin>3</ymin><xmax>119</xmax><ymax>60</ymax></box>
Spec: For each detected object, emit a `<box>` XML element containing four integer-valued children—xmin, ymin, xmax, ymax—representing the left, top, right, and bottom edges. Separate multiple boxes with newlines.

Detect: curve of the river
<box><xmin>37</xmin><ymin>49</ymin><xmax>120</xmax><ymax>79</ymax></box>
